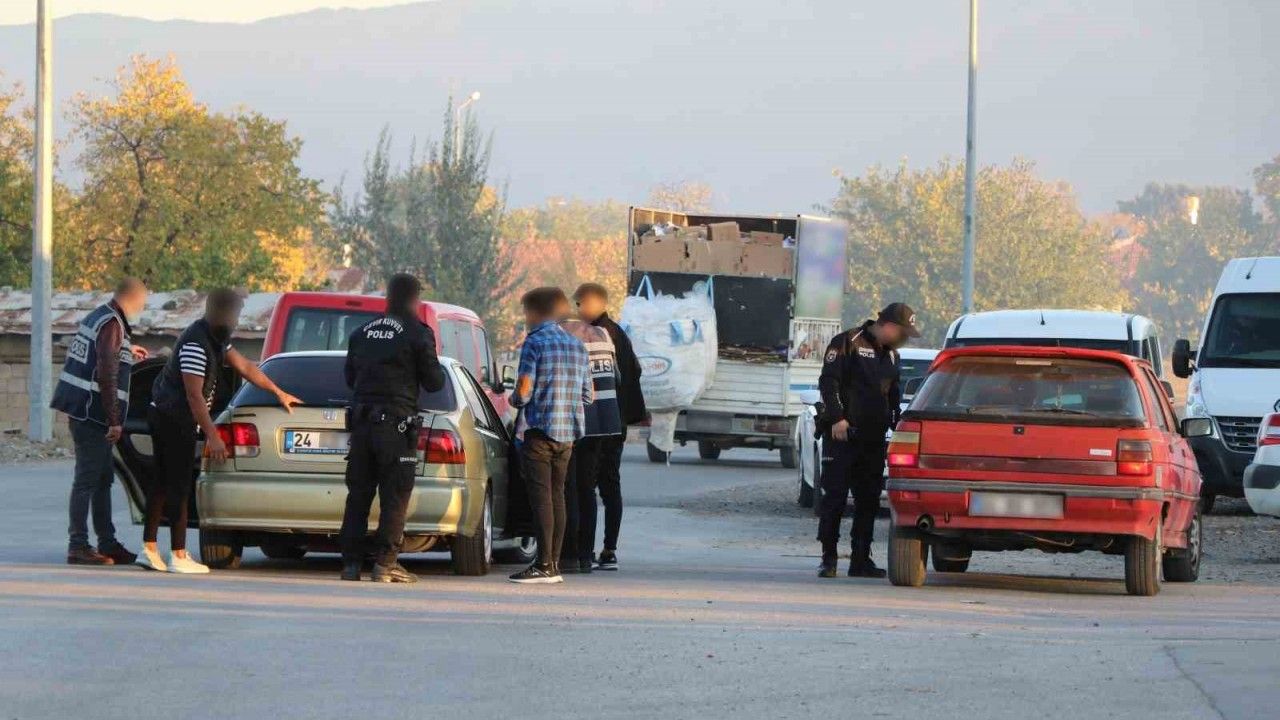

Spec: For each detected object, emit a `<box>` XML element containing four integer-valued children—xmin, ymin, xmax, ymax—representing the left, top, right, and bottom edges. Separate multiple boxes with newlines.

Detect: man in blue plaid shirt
<box><xmin>509</xmin><ymin>287</ymin><xmax>593</xmax><ymax>584</ymax></box>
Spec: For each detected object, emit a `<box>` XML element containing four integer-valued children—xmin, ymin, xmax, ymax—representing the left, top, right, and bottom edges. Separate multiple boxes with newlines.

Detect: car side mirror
<box><xmin>1160</xmin><ymin>380</ymin><xmax>1175</xmax><ymax>400</ymax></box>
<box><xmin>1171</xmin><ymin>338</ymin><xmax>1196</xmax><ymax>379</ymax></box>
<box><xmin>903</xmin><ymin>377</ymin><xmax>925</xmax><ymax>399</ymax></box>
<box><xmin>1180</xmin><ymin>417</ymin><xmax>1213</xmax><ymax>438</ymax></box>
<box><xmin>500</xmin><ymin>364</ymin><xmax>516</xmax><ymax>392</ymax></box>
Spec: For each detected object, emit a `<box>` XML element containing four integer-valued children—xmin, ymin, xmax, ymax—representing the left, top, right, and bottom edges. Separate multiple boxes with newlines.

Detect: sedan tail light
<box><xmin>1117</xmin><ymin>439</ymin><xmax>1152</xmax><ymax>476</ymax></box>
<box><xmin>418</xmin><ymin>427</ymin><xmax>466</xmax><ymax>465</ymax></box>
<box><xmin>887</xmin><ymin>420</ymin><xmax>921</xmax><ymax>468</ymax></box>
<box><xmin>1261</xmin><ymin>415</ymin><xmax>1280</xmax><ymax>447</ymax></box>
<box><xmin>213</xmin><ymin>422</ymin><xmax>260</xmax><ymax>458</ymax></box>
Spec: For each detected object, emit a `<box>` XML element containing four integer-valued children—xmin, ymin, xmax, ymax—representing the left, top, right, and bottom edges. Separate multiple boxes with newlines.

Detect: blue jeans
<box><xmin>67</xmin><ymin>417</ymin><xmax>120</xmax><ymax>552</ymax></box>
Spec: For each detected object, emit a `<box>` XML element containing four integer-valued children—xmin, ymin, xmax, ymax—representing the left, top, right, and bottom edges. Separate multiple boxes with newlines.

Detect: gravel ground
<box><xmin>0</xmin><ymin>431</ymin><xmax>72</xmax><ymax>464</ymax></box>
<box><xmin>669</xmin><ymin>475</ymin><xmax>1280</xmax><ymax>584</ymax></box>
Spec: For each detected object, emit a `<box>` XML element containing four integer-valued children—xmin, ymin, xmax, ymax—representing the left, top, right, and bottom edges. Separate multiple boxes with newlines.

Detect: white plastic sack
<box><xmin>622</xmin><ymin>277</ymin><xmax>719</xmax><ymax>448</ymax></box>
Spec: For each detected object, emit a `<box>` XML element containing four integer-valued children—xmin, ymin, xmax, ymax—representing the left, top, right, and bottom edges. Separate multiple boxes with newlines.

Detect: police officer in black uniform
<box><xmin>339</xmin><ymin>274</ymin><xmax>445</xmax><ymax>583</ymax></box>
<box><xmin>816</xmin><ymin>303</ymin><xmax>919</xmax><ymax>578</ymax></box>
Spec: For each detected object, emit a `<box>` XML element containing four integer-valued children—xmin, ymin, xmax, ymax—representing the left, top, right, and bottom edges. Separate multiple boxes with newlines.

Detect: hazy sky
<box><xmin>0</xmin><ymin>1</ymin><xmax>412</xmax><ymax>26</ymax></box>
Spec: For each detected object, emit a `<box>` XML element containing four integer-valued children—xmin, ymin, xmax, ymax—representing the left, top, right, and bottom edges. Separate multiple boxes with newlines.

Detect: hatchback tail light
<box><xmin>212</xmin><ymin>422</ymin><xmax>260</xmax><ymax>459</ymax></box>
<box><xmin>1117</xmin><ymin>439</ymin><xmax>1152</xmax><ymax>476</ymax></box>
<box><xmin>418</xmin><ymin>427</ymin><xmax>466</xmax><ymax>465</ymax></box>
<box><xmin>887</xmin><ymin>420</ymin><xmax>921</xmax><ymax>468</ymax></box>
<box><xmin>1261</xmin><ymin>415</ymin><xmax>1280</xmax><ymax>447</ymax></box>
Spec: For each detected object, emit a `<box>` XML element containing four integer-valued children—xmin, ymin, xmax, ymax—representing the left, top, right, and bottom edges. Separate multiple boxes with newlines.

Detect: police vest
<box><xmin>560</xmin><ymin>319</ymin><xmax>623</xmax><ymax>437</ymax></box>
<box><xmin>50</xmin><ymin>303</ymin><xmax>134</xmax><ymax>426</ymax></box>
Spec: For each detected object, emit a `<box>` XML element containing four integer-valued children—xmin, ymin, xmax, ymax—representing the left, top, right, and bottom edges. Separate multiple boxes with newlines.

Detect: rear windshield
<box><xmin>282</xmin><ymin>308</ymin><xmax>381</xmax><ymax>353</ymax></box>
<box><xmin>908</xmin><ymin>356</ymin><xmax>1145</xmax><ymax>427</ymax></box>
<box><xmin>230</xmin><ymin>355</ymin><xmax>457</xmax><ymax>412</ymax></box>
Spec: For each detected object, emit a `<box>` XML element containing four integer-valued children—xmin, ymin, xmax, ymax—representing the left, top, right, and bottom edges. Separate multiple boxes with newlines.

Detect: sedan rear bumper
<box><xmin>886</xmin><ymin>477</ymin><xmax>1184</xmax><ymax>540</ymax></box>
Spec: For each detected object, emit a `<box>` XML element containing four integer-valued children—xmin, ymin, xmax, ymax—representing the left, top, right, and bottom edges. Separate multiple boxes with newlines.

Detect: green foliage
<box><xmin>1120</xmin><ymin>182</ymin><xmax>1273</xmax><ymax>340</ymax></box>
<box><xmin>826</xmin><ymin>158</ymin><xmax>1126</xmax><ymax>345</ymax></box>
<box><xmin>64</xmin><ymin>57</ymin><xmax>326</xmax><ymax>291</ymax></box>
<box><xmin>332</xmin><ymin>100</ymin><xmax>519</xmax><ymax>324</ymax></box>
<box><xmin>0</xmin><ymin>79</ymin><xmax>33</xmax><ymax>287</ymax></box>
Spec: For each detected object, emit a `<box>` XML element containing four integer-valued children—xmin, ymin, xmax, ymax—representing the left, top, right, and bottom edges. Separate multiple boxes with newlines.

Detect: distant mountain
<box><xmin>1</xmin><ymin>0</ymin><xmax>1276</xmax><ymax>213</ymax></box>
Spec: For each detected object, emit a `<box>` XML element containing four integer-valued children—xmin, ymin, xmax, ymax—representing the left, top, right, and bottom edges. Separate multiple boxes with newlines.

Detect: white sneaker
<box><xmin>135</xmin><ymin>546</ymin><xmax>167</xmax><ymax>572</ymax></box>
<box><xmin>166</xmin><ymin>553</ymin><xmax>210</xmax><ymax>574</ymax></box>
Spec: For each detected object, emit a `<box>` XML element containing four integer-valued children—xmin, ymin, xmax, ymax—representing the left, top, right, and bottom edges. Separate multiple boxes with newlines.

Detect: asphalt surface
<box><xmin>2</xmin><ymin>446</ymin><xmax>1278</xmax><ymax>719</ymax></box>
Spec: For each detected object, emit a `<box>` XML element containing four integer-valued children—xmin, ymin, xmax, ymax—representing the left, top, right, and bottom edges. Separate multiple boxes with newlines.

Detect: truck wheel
<box><xmin>451</xmin><ymin>487</ymin><xmax>493</xmax><ymax>576</ymax></box>
<box><xmin>1200</xmin><ymin>492</ymin><xmax>1217</xmax><ymax>515</ymax></box>
<box><xmin>646</xmin><ymin>442</ymin><xmax>670</xmax><ymax>464</ymax></box>
<box><xmin>931</xmin><ymin>542</ymin><xmax>971</xmax><ymax>573</ymax></box>
<box><xmin>1163</xmin><ymin>507</ymin><xmax>1202</xmax><ymax>583</ymax></box>
<box><xmin>199</xmin><ymin>530</ymin><xmax>242</xmax><ymax>570</ymax></box>
<box><xmin>698</xmin><ymin>441</ymin><xmax>721</xmax><ymax>460</ymax></box>
<box><xmin>779</xmin><ymin>446</ymin><xmax>798</xmax><ymax>469</ymax></box>
<box><xmin>1124</xmin><ymin>533</ymin><xmax>1161</xmax><ymax>596</ymax></box>
<box><xmin>888</xmin><ymin>526</ymin><xmax>927</xmax><ymax>587</ymax></box>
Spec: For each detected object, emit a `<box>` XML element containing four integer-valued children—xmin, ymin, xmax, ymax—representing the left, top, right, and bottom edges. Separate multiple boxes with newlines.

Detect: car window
<box><xmin>439</xmin><ymin>318</ymin><xmax>479</xmax><ymax>376</ymax></box>
<box><xmin>474</xmin><ymin>324</ymin><xmax>494</xmax><ymax>383</ymax></box>
<box><xmin>230</xmin><ymin>355</ymin><xmax>457</xmax><ymax>412</ymax></box>
<box><xmin>282</xmin><ymin>308</ymin><xmax>381</xmax><ymax>353</ymax></box>
<box><xmin>911</xmin><ymin>355</ymin><xmax>1146</xmax><ymax>427</ymax></box>
<box><xmin>1200</xmin><ymin>293</ymin><xmax>1280</xmax><ymax>369</ymax></box>
<box><xmin>898</xmin><ymin>357</ymin><xmax>933</xmax><ymax>381</ymax></box>
<box><xmin>1142</xmin><ymin>368</ymin><xmax>1178</xmax><ymax>432</ymax></box>
<box><xmin>456</xmin><ymin>367</ymin><xmax>497</xmax><ymax>433</ymax></box>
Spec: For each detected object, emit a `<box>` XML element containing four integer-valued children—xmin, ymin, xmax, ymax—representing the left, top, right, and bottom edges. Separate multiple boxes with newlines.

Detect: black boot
<box><xmin>817</xmin><ymin>550</ymin><xmax>838</xmax><ymax>578</ymax></box>
<box><xmin>372</xmin><ymin>562</ymin><xmax>418</xmax><ymax>584</ymax></box>
<box><xmin>340</xmin><ymin>558</ymin><xmax>362</xmax><ymax>581</ymax></box>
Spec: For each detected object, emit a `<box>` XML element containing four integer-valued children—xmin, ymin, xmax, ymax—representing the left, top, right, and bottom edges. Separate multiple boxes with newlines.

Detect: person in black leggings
<box><xmin>138</xmin><ymin>290</ymin><xmax>301</xmax><ymax>574</ymax></box>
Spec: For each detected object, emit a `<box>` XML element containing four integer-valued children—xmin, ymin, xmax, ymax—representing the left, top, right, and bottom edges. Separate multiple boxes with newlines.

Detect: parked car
<box><xmin>260</xmin><ymin>291</ymin><xmax>511</xmax><ymax>421</ymax></box>
<box><xmin>113</xmin><ymin>351</ymin><xmax>535</xmax><ymax>572</ymax></box>
<box><xmin>1244</xmin><ymin>412</ymin><xmax>1280</xmax><ymax>517</ymax></box>
<box><xmin>796</xmin><ymin>347</ymin><xmax>939</xmax><ymax>511</ymax></box>
<box><xmin>1172</xmin><ymin>257</ymin><xmax>1280</xmax><ymax>513</ymax></box>
<box><xmin>885</xmin><ymin>345</ymin><xmax>1206</xmax><ymax>596</ymax></box>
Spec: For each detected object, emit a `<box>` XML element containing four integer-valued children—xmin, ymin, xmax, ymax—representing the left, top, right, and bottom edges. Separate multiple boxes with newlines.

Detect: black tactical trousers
<box><xmin>340</xmin><ymin>415</ymin><xmax>417</xmax><ymax>567</ymax></box>
<box><xmin>816</xmin><ymin>433</ymin><xmax>887</xmax><ymax>562</ymax></box>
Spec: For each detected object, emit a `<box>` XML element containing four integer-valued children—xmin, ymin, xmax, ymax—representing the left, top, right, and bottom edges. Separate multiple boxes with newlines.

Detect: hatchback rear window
<box><xmin>229</xmin><ymin>355</ymin><xmax>457</xmax><ymax>412</ymax></box>
<box><xmin>282</xmin><ymin>308</ymin><xmax>381</xmax><ymax>353</ymax></box>
<box><xmin>909</xmin><ymin>356</ymin><xmax>1145</xmax><ymax>427</ymax></box>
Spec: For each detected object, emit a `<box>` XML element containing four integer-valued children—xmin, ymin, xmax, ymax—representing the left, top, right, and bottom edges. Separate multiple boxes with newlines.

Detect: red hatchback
<box><xmin>886</xmin><ymin>346</ymin><xmax>1209</xmax><ymax>596</ymax></box>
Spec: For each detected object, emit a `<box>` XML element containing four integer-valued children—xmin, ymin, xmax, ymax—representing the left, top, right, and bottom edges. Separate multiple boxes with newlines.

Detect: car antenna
<box><xmin>1245</xmin><ymin>257</ymin><xmax>1260</xmax><ymax>279</ymax></box>
<box><xmin>1039</xmin><ymin>310</ymin><xmax>1046</xmax><ymax>326</ymax></box>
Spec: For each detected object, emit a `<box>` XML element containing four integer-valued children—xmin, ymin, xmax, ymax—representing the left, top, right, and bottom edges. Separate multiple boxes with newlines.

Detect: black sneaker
<box><xmin>817</xmin><ymin>557</ymin><xmax>838</xmax><ymax>578</ymax></box>
<box><xmin>595</xmin><ymin>550</ymin><xmax>618</xmax><ymax>571</ymax></box>
<box><xmin>848</xmin><ymin>558</ymin><xmax>887</xmax><ymax>579</ymax></box>
<box><xmin>578</xmin><ymin>558</ymin><xmax>594</xmax><ymax>574</ymax></box>
<box><xmin>340</xmin><ymin>559</ymin><xmax>362</xmax><ymax>582</ymax></box>
<box><xmin>509</xmin><ymin>563</ymin><xmax>563</xmax><ymax>584</ymax></box>
<box><xmin>371</xmin><ymin>562</ymin><xmax>418</xmax><ymax>583</ymax></box>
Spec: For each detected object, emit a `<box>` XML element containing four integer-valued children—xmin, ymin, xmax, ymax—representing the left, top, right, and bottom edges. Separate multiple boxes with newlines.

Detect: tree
<box><xmin>1255</xmin><ymin>154</ymin><xmax>1280</xmax><ymax>222</ymax></box>
<box><xmin>64</xmin><ymin>56</ymin><xmax>327</xmax><ymax>291</ymax></box>
<box><xmin>826</xmin><ymin>159</ymin><xmax>1126</xmax><ymax>345</ymax></box>
<box><xmin>646</xmin><ymin>180</ymin><xmax>714</xmax><ymax>212</ymax></box>
<box><xmin>0</xmin><ymin>78</ymin><xmax>34</xmax><ymax>287</ymax></box>
<box><xmin>1119</xmin><ymin>183</ymin><xmax>1273</xmax><ymax>340</ymax></box>
<box><xmin>332</xmin><ymin>100</ymin><xmax>519</xmax><ymax>325</ymax></box>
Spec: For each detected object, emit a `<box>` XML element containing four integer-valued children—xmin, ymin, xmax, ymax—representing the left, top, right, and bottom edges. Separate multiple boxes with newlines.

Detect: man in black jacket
<box><xmin>574</xmin><ymin>283</ymin><xmax>645</xmax><ymax>570</ymax></box>
<box><xmin>815</xmin><ymin>303</ymin><xmax>918</xmax><ymax>579</ymax></box>
<box><xmin>339</xmin><ymin>274</ymin><xmax>445</xmax><ymax>584</ymax></box>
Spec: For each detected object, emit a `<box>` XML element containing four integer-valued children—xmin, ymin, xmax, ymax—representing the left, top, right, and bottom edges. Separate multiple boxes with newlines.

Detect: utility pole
<box><xmin>29</xmin><ymin>0</ymin><xmax>54</xmax><ymax>442</ymax></box>
<box><xmin>961</xmin><ymin>0</ymin><xmax>978</xmax><ymax>314</ymax></box>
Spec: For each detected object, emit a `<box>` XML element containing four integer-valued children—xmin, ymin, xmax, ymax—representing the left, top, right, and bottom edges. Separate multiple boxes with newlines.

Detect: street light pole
<box><xmin>961</xmin><ymin>0</ymin><xmax>978</xmax><ymax>315</ymax></box>
<box><xmin>29</xmin><ymin>0</ymin><xmax>54</xmax><ymax>442</ymax></box>
<box><xmin>453</xmin><ymin>90</ymin><xmax>480</xmax><ymax>165</ymax></box>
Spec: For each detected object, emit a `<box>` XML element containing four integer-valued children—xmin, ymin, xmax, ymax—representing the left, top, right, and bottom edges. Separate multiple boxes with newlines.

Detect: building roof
<box><xmin>0</xmin><ymin>289</ymin><xmax>281</xmax><ymax>339</ymax></box>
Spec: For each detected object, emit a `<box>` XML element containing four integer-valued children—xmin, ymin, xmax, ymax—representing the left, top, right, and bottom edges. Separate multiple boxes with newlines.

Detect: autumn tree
<box><xmin>1120</xmin><ymin>182</ymin><xmax>1274</xmax><ymax>339</ymax></box>
<box><xmin>646</xmin><ymin>180</ymin><xmax>714</xmax><ymax>212</ymax></box>
<box><xmin>64</xmin><ymin>56</ymin><xmax>327</xmax><ymax>291</ymax></box>
<box><xmin>826</xmin><ymin>159</ymin><xmax>1127</xmax><ymax>345</ymax></box>
<box><xmin>0</xmin><ymin>78</ymin><xmax>34</xmax><ymax>287</ymax></box>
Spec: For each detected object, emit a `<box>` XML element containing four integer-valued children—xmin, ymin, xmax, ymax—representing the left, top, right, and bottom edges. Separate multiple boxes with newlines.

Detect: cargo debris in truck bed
<box><xmin>718</xmin><ymin>345</ymin><xmax>788</xmax><ymax>363</ymax></box>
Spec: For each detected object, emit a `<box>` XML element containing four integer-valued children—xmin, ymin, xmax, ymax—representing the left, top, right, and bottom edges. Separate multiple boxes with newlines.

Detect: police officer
<box><xmin>816</xmin><ymin>303</ymin><xmax>919</xmax><ymax>578</ymax></box>
<box><xmin>339</xmin><ymin>274</ymin><xmax>445</xmax><ymax>584</ymax></box>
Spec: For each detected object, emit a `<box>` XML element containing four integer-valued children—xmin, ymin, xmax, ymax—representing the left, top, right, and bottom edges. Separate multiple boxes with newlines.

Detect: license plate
<box><xmin>283</xmin><ymin>430</ymin><xmax>350</xmax><ymax>456</ymax></box>
<box><xmin>969</xmin><ymin>491</ymin><xmax>1064</xmax><ymax>519</ymax></box>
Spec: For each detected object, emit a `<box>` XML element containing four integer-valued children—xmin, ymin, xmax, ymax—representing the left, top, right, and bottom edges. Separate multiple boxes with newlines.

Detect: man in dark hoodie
<box><xmin>573</xmin><ymin>283</ymin><xmax>645</xmax><ymax>570</ymax></box>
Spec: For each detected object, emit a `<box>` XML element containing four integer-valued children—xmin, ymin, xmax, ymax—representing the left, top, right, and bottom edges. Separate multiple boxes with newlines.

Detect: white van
<box><xmin>943</xmin><ymin>309</ymin><xmax>1167</xmax><ymax>378</ymax></box>
<box><xmin>1172</xmin><ymin>257</ymin><xmax>1280</xmax><ymax>513</ymax></box>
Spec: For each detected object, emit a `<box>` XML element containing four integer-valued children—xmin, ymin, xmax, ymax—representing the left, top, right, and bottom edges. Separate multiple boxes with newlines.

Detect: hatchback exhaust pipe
<box><xmin>917</xmin><ymin>515</ymin><xmax>934</xmax><ymax>532</ymax></box>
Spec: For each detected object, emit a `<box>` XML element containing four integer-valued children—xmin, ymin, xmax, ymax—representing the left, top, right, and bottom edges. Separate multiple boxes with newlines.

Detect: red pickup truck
<box><xmin>260</xmin><ymin>291</ymin><xmax>510</xmax><ymax>420</ymax></box>
<box><xmin>886</xmin><ymin>345</ymin><xmax>1208</xmax><ymax>596</ymax></box>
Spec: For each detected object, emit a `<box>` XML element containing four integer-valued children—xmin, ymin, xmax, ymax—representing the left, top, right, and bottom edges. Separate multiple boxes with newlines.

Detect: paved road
<box><xmin>1</xmin><ymin>446</ymin><xmax>1277</xmax><ymax>719</ymax></box>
